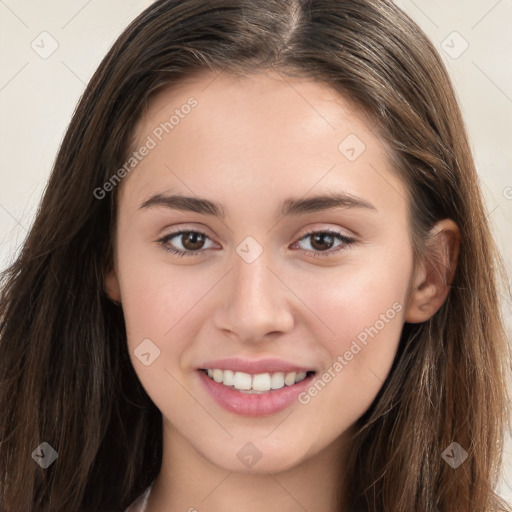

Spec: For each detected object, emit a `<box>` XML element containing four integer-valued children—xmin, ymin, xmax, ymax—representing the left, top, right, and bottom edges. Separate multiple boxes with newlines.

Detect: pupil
<box><xmin>184</xmin><ymin>232</ymin><xmax>204</xmax><ymax>250</ymax></box>
<box><xmin>311</xmin><ymin>233</ymin><xmax>333</xmax><ymax>251</ymax></box>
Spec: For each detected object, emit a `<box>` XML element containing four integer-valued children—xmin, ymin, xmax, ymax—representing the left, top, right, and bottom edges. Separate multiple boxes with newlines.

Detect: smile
<box><xmin>200</xmin><ymin>368</ymin><xmax>315</xmax><ymax>393</ymax></box>
<box><xmin>197</xmin><ymin>360</ymin><xmax>317</xmax><ymax>416</ymax></box>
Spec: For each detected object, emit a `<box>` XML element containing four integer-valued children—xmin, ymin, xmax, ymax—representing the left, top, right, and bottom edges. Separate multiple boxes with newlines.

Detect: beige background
<box><xmin>0</xmin><ymin>0</ymin><xmax>510</xmax><ymax>500</ymax></box>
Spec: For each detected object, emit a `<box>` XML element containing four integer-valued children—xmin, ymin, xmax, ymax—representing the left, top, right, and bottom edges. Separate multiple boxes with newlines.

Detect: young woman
<box><xmin>0</xmin><ymin>1</ymin><xmax>510</xmax><ymax>511</ymax></box>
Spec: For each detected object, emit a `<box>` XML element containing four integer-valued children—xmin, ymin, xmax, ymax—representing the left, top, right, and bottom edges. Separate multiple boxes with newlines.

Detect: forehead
<box><xmin>120</xmin><ymin>70</ymin><xmax>407</xmax><ymax>220</ymax></box>
<box><xmin>139</xmin><ymin>69</ymin><xmax>374</xmax><ymax>150</ymax></box>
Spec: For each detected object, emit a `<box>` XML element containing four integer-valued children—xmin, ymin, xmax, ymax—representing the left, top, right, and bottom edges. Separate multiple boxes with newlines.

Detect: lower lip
<box><xmin>197</xmin><ymin>370</ymin><xmax>315</xmax><ymax>417</ymax></box>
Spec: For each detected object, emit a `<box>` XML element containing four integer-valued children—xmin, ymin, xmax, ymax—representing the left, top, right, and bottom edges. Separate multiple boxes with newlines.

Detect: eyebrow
<box><xmin>139</xmin><ymin>191</ymin><xmax>376</xmax><ymax>219</ymax></box>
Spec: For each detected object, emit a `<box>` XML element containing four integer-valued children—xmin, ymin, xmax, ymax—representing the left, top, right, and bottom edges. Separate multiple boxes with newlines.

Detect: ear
<box><xmin>405</xmin><ymin>219</ymin><xmax>460</xmax><ymax>323</ymax></box>
<box><xmin>104</xmin><ymin>267</ymin><xmax>121</xmax><ymax>303</ymax></box>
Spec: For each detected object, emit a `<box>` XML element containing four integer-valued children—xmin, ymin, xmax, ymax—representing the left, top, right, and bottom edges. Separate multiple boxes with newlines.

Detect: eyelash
<box><xmin>157</xmin><ymin>228</ymin><xmax>356</xmax><ymax>258</ymax></box>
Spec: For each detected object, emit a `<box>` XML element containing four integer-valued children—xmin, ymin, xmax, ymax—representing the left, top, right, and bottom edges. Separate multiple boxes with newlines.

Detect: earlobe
<box><xmin>104</xmin><ymin>268</ymin><xmax>121</xmax><ymax>303</ymax></box>
<box><xmin>405</xmin><ymin>219</ymin><xmax>460</xmax><ymax>323</ymax></box>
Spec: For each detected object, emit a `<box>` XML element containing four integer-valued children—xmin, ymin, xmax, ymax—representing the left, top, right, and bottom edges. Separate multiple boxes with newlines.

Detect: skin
<box><xmin>105</xmin><ymin>69</ymin><xmax>459</xmax><ymax>511</ymax></box>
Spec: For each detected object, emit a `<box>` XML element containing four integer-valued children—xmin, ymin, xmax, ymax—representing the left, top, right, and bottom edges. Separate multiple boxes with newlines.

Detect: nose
<box><xmin>213</xmin><ymin>246</ymin><xmax>295</xmax><ymax>342</ymax></box>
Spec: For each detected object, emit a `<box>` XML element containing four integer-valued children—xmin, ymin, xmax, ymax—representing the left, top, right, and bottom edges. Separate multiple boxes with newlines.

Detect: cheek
<box><xmin>116</xmin><ymin>252</ymin><xmax>212</xmax><ymax>419</ymax></box>
<box><xmin>295</xmin><ymin>247</ymin><xmax>411</xmax><ymax>427</ymax></box>
<box><xmin>299</xmin><ymin>254</ymin><xmax>407</xmax><ymax>334</ymax></box>
<box><xmin>115</xmin><ymin>229</ymin><xmax>214</xmax><ymax>352</ymax></box>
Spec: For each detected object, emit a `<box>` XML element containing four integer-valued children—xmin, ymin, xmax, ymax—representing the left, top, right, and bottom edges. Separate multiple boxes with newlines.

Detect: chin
<box><xmin>197</xmin><ymin>437</ymin><xmax>313</xmax><ymax>475</ymax></box>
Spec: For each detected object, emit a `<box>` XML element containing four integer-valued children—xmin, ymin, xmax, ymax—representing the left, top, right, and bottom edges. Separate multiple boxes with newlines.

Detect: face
<box><xmin>107</xmin><ymin>70</ymin><xmax>418</xmax><ymax>474</ymax></box>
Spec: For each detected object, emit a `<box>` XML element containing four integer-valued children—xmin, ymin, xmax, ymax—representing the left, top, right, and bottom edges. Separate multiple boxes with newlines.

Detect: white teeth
<box><xmin>222</xmin><ymin>369</ymin><xmax>235</xmax><ymax>386</ymax></box>
<box><xmin>204</xmin><ymin>368</ymin><xmax>311</xmax><ymax>391</ymax></box>
<box><xmin>252</xmin><ymin>373</ymin><xmax>271</xmax><ymax>391</ymax></box>
<box><xmin>270</xmin><ymin>372</ymin><xmax>285</xmax><ymax>390</ymax></box>
<box><xmin>233</xmin><ymin>371</ymin><xmax>252</xmax><ymax>390</ymax></box>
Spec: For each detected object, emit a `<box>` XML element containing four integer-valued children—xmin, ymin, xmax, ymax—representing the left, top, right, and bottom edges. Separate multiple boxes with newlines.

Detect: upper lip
<box><xmin>198</xmin><ymin>357</ymin><xmax>315</xmax><ymax>375</ymax></box>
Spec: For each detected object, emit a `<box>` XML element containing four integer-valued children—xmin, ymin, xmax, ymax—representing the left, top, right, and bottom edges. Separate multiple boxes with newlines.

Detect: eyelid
<box><xmin>157</xmin><ymin>223</ymin><xmax>220</xmax><ymax>244</ymax></box>
<box><xmin>294</xmin><ymin>224</ymin><xmax>357</xmax><ymax>242</ymax></box>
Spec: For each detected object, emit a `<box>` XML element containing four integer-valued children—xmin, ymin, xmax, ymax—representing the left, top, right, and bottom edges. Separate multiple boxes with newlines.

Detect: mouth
<box><xmin>199</xmin><ymin>368</ymin><xmax>317</xmax><ymax>394</ymax></box>
<box><xmin>196</xmin><ymin>361</ymin><xmax>317</xmax><ymax>417</ymax></box>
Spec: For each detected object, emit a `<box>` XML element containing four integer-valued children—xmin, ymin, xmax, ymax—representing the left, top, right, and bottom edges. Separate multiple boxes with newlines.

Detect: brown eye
<box><xmin>293</xmin><ymin>229</ymin><xmax>356</xmax><ymax>258</ymax></box>
<box><xmin>309</xmin><ymin>232</ymin><xmax>336</xmax><ymax>251</ymax></box>
<box><xmin>180</xmin><ymin>231</ymin><xmax>206</xmax><ymax>250</ymax></box>
<box><xmin>158</xmin><ymin>230</ymin><xmax>215</xmax><ymax>257</ymax></box>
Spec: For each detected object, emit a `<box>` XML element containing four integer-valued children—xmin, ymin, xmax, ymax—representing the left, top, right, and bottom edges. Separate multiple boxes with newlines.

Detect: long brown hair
<box><xmin>1</xmin><ymin>1</ymin><xmax>510</xmax><ymax>510</ymax></box>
